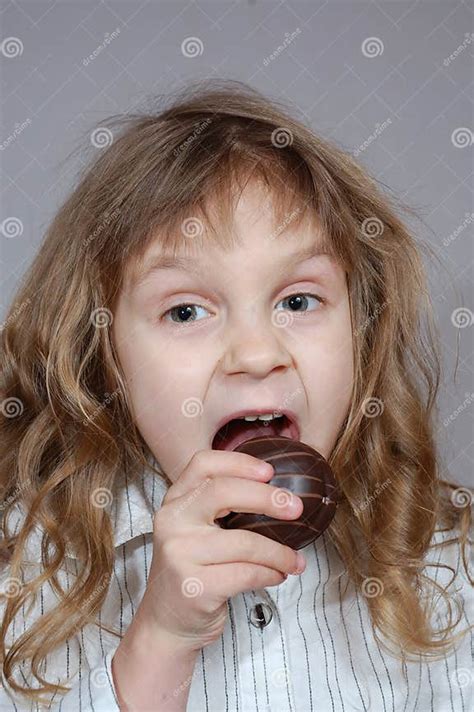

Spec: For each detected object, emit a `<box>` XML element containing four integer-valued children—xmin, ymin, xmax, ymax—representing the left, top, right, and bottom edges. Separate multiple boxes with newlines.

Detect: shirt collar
<box><xmin>4</xmin><ymin>454</ymin><xmax>170</xmax><ymax>561</ymax></box>
<box><xmin>108</xmin><ymin>454</ymin><xmax>170</xmax><ymax>554</ymax></box>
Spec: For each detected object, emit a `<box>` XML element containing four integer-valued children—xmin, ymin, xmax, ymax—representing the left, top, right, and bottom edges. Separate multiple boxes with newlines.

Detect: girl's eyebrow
<box><xmin>132</xmin><ymin>244</ymin><xmax>332</xmax><ymax>291</ymax></box>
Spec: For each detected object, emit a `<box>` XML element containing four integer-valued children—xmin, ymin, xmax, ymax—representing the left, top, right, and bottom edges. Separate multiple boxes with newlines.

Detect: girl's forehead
<box><xmin>124</xmin><ymin>232</ymin><xmax>336</xmax><ymax>300</ymax></box>
<box><xmin>121</xmin><ymin>179</ymin><xmax>330</xmax><ymax>293</ymax></box>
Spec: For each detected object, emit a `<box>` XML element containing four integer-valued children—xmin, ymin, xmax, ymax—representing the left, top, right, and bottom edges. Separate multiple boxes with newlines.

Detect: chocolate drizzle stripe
<box><xmin>265</xmin><ymin>451</ymin><xmax>324</xmax><ymax>461</ymax></box>
<box><xmin>234</xmin><ymin>521</ymin><xmax>324</xmax><ymax>534</ymax></box>
<box><xmin>270</xmin><ymin>474</ymin><xmax>326</xmax><ymax>484</ymax></box>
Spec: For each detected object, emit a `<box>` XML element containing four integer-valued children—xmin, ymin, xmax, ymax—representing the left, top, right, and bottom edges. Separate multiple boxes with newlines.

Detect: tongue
<box><xmin>213</xmin><ymin>419</ymin><xmax>284</xmax><ymax>451</ymax></box>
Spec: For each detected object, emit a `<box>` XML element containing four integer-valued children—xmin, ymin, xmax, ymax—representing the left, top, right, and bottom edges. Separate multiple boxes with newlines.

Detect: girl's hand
<box><xmin>138</xmin><ymin>449</ymin><xmax>306</xmax><ymax>652</ymax></box>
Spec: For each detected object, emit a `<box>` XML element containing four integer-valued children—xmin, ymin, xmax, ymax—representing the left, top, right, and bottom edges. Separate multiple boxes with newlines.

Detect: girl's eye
<box><xmin>163</xmin><ymin>303</ymin><xmax>210</xmax><ymax>324</ymax></box>
<box><xmin>161</xmin><ymin>293</ymin><xmax>324</xmax><ymax>326</ymax></box>
<box><xmin>275</xmin><ymin>293</ymin><xmax>323</xmax><ymax>314</ymax></box>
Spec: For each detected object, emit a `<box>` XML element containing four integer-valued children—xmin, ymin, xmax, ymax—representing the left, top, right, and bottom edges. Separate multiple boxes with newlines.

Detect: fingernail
<box><xmin>294</xmin><ymin>552</ymin><xmax>306</xmax><ymax>574</ymax></box>
<box><xmin>289</xmin><ymin>494</ymin><xmax>302</xmax><ymax>511</ymax></box>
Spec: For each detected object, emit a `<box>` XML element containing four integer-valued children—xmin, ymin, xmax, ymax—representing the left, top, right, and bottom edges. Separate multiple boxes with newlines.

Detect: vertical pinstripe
<box><xmin>426</xmin><ymin>663</ymin><xmax>435</xmax><ymax>710</ymax></box>
<box><xmin>371</xmin><ymin>609</ymin><xmax>396</xmax><ymax>711</ymax></box>
<box><xmin>256</xmin><ymin>618</ymin><xmax>270</xmax><ymax>711</ymax></box>
<box><xmin>354</xmin><ymin>587</ymin><xmax>388</xmax><ymax>711</ymax></box>
<box><xmin>294</xmin><ymin>574</ymin><xmax>314</xmax><ymax>711</ymax></box>
<box><xmin>227</xmin><ymin>599</ymin><xmax>241</xmax><ymax>712</ymax></box>
<box><xmin>0</xmin><ymin>462</ymin><xmax>471</xmax><ymax>710</ymax></box>
<box><xmin>262</xmin><ymin>592</ymin><xmax>293</xmax><ymax>712</ymax></box>
<box><xmin>311</xmin><ymin>541</ymin><xmax>336</xmax><ymax>712</ymax></box>
<box><xmin>241</xmin><ymin>594</ymin><xmax>260</xmax><ymax>710</ymax></box>
<box><xmin>219</xmin><ymin>630</ymin><xmax>230</xmax><ymax>711</ymax></box>
<box><xmin>321</xmin><ymin>535</ymin><xmax>346</xmax><ymax>711</ymax></box>
<box><xmin>120</xmin><ymin>543</ymin><xmax>135</xmax><ymax>618</ymax></box>
<box><xmin>435</xmin><ymin>536</ymin><xmax>456</xmax><ymax>712</ymax></box>
<box><xmin>337</xmin><ymin>574</ymin><xmax>367</xmax><ymax>711</ymax></box>
<box><xmin>198</xmin><ymin>649</ymin><xmax>209</xmax><ymax>710</ymax></box>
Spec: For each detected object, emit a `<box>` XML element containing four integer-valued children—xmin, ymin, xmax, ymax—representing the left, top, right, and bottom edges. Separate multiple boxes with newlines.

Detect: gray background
<box><xmin>0</xmin><ymin>0</ymin><xmax>472</xmax><ymax>487</ymax></box>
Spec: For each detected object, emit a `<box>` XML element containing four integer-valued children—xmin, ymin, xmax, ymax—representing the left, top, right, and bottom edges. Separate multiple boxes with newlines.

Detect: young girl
<box><xmin>0</xmin><ymin>80</ymin><xmax>471</xmax><ymax>711</ymax></box>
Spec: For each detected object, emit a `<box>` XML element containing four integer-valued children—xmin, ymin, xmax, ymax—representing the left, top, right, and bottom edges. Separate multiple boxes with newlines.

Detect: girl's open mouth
<box><xmin>212</xmin><ymin>414</ymin><xmax>297</xmax><ymax>451</ymax></box>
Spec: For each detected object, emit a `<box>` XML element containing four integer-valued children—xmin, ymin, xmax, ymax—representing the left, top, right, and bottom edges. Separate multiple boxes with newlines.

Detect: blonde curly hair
<box><xmin>0</xmin><ymin>79</ymin><xmax>471</xmax><ymax>706</ymax></box>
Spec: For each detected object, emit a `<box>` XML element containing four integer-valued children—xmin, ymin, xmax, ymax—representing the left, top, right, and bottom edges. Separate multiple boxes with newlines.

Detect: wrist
<box><xmin>112</xmin><ymin>607</ymin><xmax>199</xmax><ymax>712</ymax></box>
<box><xmin>133</xmin><ymin>599</ymin><xmax>201</xmax><ymax>657</ymax></box>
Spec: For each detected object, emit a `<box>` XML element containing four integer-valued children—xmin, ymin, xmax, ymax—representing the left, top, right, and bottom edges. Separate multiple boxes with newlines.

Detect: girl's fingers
<box><xmin>205</xmin><ymin>562</ymin><xmax>288</xmax><ymax>600</ymax></box>
<box><xmin>171</xmin><ymin>476</ymin><xmax>303</xmax><ymax>527</ymax></box>
<box><xmin>190</xmin><ymin>527</ymin><xmax>302</xmax><ymax>576</ymax></box>
<box><xmin>163</xmin><ymin>449</ymin><xmax>273</xmax><ymax>504</ymax></box>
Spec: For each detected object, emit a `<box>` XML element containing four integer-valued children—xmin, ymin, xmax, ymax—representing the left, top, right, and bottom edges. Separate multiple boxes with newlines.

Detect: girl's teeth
<box><xmin>243</xmin><ymin>413</ymin><xmax>283</xmax><ymax>422</ymax></box>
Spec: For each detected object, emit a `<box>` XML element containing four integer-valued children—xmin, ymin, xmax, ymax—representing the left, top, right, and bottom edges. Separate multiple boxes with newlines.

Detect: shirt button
<box><xmin>249</xmin><ymin>602</ymin><xmax>273</xmax><ymax>628</ymax></box>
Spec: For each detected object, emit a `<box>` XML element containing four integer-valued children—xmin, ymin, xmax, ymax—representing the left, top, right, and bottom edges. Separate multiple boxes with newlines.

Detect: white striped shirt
<box><xmin>0</xmin><ymin>460</ymin><xmax>472</xmax><ymax>711</ymax></box>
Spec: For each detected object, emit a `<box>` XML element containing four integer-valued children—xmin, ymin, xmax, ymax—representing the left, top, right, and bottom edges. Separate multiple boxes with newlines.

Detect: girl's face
<box><xmin>112</xmin><ymin>182</ymin><xmax>354</xmax><ymax>482</ymax></box>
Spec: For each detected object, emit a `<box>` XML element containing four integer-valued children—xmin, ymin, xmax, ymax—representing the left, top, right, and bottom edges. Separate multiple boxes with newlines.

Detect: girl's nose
<box><xmin>219</xmin><ymin>315</ymin><xmax>293</xmax><ymax>378</ymax></box>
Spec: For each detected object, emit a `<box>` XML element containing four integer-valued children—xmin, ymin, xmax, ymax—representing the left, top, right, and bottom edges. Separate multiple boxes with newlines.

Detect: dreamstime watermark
<box><xmin>451</xmin><ymin>127</ymin><xmax>473</xmax><ymax>148</ymax></box>
<box><xmin>181</xmin><ymin>397</ymin><xmax>204</xmax><ymax>418</ymax></box>
<box><xmin>181</xmin><ymin>576</ymin><xmax>204</xmax><ymax>598</ymax></box>
<box><xmin>352</xmin><ymin>118</ymin><xmax>392</xmax><ymax>157</ymax></box>
<box><xmin>271</xmin><ymin>308</ymin><xmax>295</xmax><ymax>329</ymax></box>
<box><xmin>1</xmin><ymin>37</ymin><xmax>23</xmax><ymax>58</ymax></box>
<box><xmin>90</xmin><ymin>487</ymin><xmax>113</xmax><ymax>509</ymax></box>
<box><xmin>353</xmin><ymin>300</ymin><xmax>390</xmax><ymax>339</ymax></box>
<box><xmin>362</xmin><ymin>397</ymin><xmax>384</xmax><ymax>418</ymax></box>
<box><xmin>173</xmin><ymin>643</ymin><xmax>229</xmax><ymax>698</ymax></box>
<box><xmin>443</xmin><ymin>212</ymin><xmax>474</xmax><ymax>248</ymax></box>
<box><xmin>173</xmin><ymin>477</ymin><xmax>212</xmax><ymax>518</ymax></box>
<box><xmin>1</xmin><ymin>397</ymin><xmax>24</xmax><ymax>418</ymax></box>
<box><xmin>82</xmin><ymin>389</ymin><xmax>120</xmax><ymax>427</ymax></box>
<box><xmin>361</xmin><ymin>37</ymin><xmax>384</xmax><ymax>58</ymax></box>
<box><xmin>173</xmin><ymin>673</ymin><xmax>195</xmax><ymax>698</ymax></box>
<box><xmin>451</xmin><ymin>307</ymin><xmax>473</xmax><ymax>329</ymax></box>
<box><xmin>90</xmin><ymin>127</ymin><xmax>113</xmax><ymax>149</ymax></box>
<box><xmin>0</xmin><ymin>576</ymin><xmax>23</xmax><ymax>599</ymax></box>
<box><xmin>361</xmin><ymin>216</ymin><xmax>384</xmax><ymax>238</ymax></box>
<box><xmin>0</xmin><ymin>297</ymin><xmax>31</xmax><ymax>333</ymax></box>
<box><xmin>82</xmin><ymin>207</ymin><xmax>121</xmax><ymax>249</ymax></box>
<box><xmin>271</xmin><ymin>667</ymin><xmax>290</xmax><ymax>689</ymax></box>
<box><xmin>272</xmin><ymin>387</ymin><xmax>304</xmax><ymax>417</ymax></box>
<box><xmin>76</xmin><ymin>575</ymin><xmax>112</xmax><ymax>614</ymax></box>
<box><xmin>443</xmin><ymin>33</ymin><xmax>474</xmax><ymax>67</ymax></box>
<box><xmin>0</xmin><ymin>118</ymin><xmax>32</xmax><ymax>151</ymax></box>
<box><xmin>443</xmin><ymin>392</ymin><xmax>474</xmax><ymax>427</ymax></box>
<box><xmin>354</xmin><ymin>478</ymin><xmax>392</xmax><ymax>514</ymax></box>
<box><xmin>271</xmin><ymin>127</ymin><xmax>293</xmax><ymax>148</ymax></box>
<box><xmin>173</xmin><ymin>118</ymin><xmax>212</xmax><ymax>156</ymax></box>
<box><xmin>451</xmin><ymin>667</ymin><xmax>473</xmax><ymax>688</ymax></box>
<box><xmin>361</xmin><ymin>576</ymin><xmax>384</xmax><ymax>597</ymax></box>
<box><xmin>181</xmin><ymin>217</ymin><xmax>204</xmax><ymax>239</ymax></box>
<box><xmin>83</xmin><ymin>27</ymin><xmax>121</xmax><ymax>66</ymax></box>
<box><xmin>0</xmin><ymin>492</ymin><xmax>17</xmax><ymax>512</ymax></box>
<box><xmin>271</xmin><ymin>487</ymin><xmax>296</xmax><ymax>509</ymax></box>
<box><xmin>181</xmin><ymin>37</ymin><xmax>203</xmax><ymax>57</ymax></box>
<box><xmin>0</xmin><ymin>480</ymin><xmax>30</xmax><ymax>512</ymax></box>
<box><xmin>268</xmin><ymin>206</ymin><xmax>302</xmax><ymax>242</ymax></box>
<box><xmin>90</xmin><ymin>307</ymin><xmax>113</xmax><ymax>328</ymax></box>
<box><xmin>0</xmin><ymin>217</ymin><xmax>23</xmax><ymax>238</ymax></box>
<box><xmin>91</xmin><ymin>667</ymin><xmax>109</xmax><ymax>689</ymax></box>
<box><xmin>450</xmin><ymin>487</ymin><xmax>472</xmax><ymax>509</ymax></box>
<box><xmin>263</xmin><ymin>28</ymin><xmax>301</xmax><ymax>66</ymax></box>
